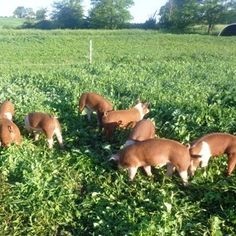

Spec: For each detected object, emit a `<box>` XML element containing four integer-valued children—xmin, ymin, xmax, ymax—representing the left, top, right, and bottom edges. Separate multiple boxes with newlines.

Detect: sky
<box><xmin>0</xmin><ymin>0</ymin><xmax>168</xmax><ymax>23</ymax></box>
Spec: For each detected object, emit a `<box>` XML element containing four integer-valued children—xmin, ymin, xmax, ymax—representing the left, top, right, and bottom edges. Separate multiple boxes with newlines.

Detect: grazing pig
<box><xmin>102</xmin><ymin>101</ymin><xmax>149</xmax><ymax>139</ymax></box>
<box><xmin>0</xmin><ymin>118</ymin><xmax>22</xmax><ymax>147</ymax></box>
<box><xmin>123</xmin><ymin>119</ymin><xmax>156</xmax><ymax>147</ymax></box>
<box><xmin>112</xmin><ymin>138</ymin><xmax>191</xmax><ymax>186</ymax></box>
<box><xmin>78</xmin><ymin>92</ymin><xmax>113</xmax><ymax>129</ymax></box>
<box><xmin>189</xmin><ymin>132</ymin><xmax>236</xmax><ymax>176</ymax></box>
<box><xmin>0</xmin><ymin>100</ymin><xmax>14</xmax><ymax>120</ymax></box>
<box><xmin>24</xmin><ymin>112</ymin><xmax>63</xmax><ymax>149</ymax></box>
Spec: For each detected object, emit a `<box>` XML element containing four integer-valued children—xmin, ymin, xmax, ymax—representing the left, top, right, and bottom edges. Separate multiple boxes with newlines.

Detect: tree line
<box><xmin>13</xmin><ymin>0</ymin><xmax>236</xmax><ymax>33</ymax></box>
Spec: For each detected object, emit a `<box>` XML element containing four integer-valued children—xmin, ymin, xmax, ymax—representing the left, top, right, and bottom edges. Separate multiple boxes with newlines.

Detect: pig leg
<box><xmin>24</xmin><ymin>115</ymin><xmax>33</xmax><ymax>133</ymax></box>
<box><xmin>84</xmin><ymin>107</ymin><xmax>92</xmax><ymax>121</ymax></box>
<box><xmin>143</xmin><ymin>166</ymin><xmax>152</xmax><ymax>176</ymax></box>
<box><xmin>54</xmin><ymin>128</ymin><xmax>64</xmax><ymax>148</ymax></box>
<box><xmin>189</xmin><ymin>158</ymin><xmax>201</xmax><ymax>177</ymax></box>
<box><xmin>178</xmin><ymin>170</ymin><xmax>189</xmax><ymax>186</ymax></box>
<box><xmin>97</xmin><ymin>112</ymin><xmax>103</xmax><ymax>130</ymax></box>
<box><xmin>227</xmin><ymin>153</ymin><xmax>236</xmax><ymax>176</ymax></box>
<box><xmin>128</xmin><ymin>167</ymin><xmax>138</xmax><ymax>181</ymax></box>
<box><xmin>166</xmin><ymin>163</ymin><xmax>176</xmax><ymax>176</ymax></box>
<box><xmin>34</xmin><ymin>132</ymin><xmax>40</xmax><ymax>141</ymax></box>
<box><xmin>44</xmin><ymin>130</ymin><xmax>54</xmax><ymax>149</ymax></box>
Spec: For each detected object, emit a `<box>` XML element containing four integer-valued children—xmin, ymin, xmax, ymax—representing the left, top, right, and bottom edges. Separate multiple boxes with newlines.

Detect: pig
<box><xmin>102</xmin><ymin>101</ymin><xmax>149</xmax><ymax>139</ymax></box>
<box><xmin>112</xmin><ymin>138</ymin><xmax>191</xmax><ymax>186</ymax></box>
<box><xmin>0</xmin><ymin>100</ymin><xmax>14</xmax><ymax>121</ymax></box>
<box><xmin>123</xmin><ymin>119</ymin><xmax>156</xmax><ymax>147</ymax></box>
<box><xmin>0</xmin><ymin>118</ymin><xmax>22</xmax><ymax>147</ymax></box>
<box><xmin>24</xmin><ymin>112</ymin><xmax>63</xmax><ymax>149</ymax></box>
<box><xmin>189</xmin><ymin>132</ymin><xmax>236</xmax><ymax>176</ymax></box>
<box><xmin>78</xmin><ymin>92</ymin><xmax>113</xmax><ymax>129</ymax></box>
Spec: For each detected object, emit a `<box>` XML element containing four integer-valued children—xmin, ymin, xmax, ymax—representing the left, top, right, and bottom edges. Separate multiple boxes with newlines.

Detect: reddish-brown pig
<box><xmin>112</xmin><ymin>138</ymin><xmax>191</xmax><ymax>186</ymax></box>
<box><xmin>0</xmin><ymin>100</ymin><xmax>14</xmax><ymax>120</ymax></box>
<box><xmin>78</xmin><ymin>92</ymin><xmax>113</xmax><ymax>129</ymax></box>
<box><xmin>0</xmin><ymin>118</ymin><xmax>22</xmax><ymax>147</ymax></box>
<box><xmin>102</xmin><ymin>101</ymin><xmax>149</xmax><ymax>139</ymax></box>
<box><xmin>25</xmin><ymin>112</ymin><xmax>63</xmax><ymax>149</ymax></box>
<box><xmin>189</xmin><ymin>132</ymin><xmax>236</xmax><ymax>176</ymax></box>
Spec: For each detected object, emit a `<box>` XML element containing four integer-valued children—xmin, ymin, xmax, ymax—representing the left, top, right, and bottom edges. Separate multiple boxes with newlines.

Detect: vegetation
<box><xmin>0</xmin><ymin>29</ymin><xmax>236</xmax><ymax>235</ymax></box>
<box><xmin>52</xmin><ymin>0</ymin><xmax>84</xmax><ymax>28</ymax></box>
<box><xmin>8</xmin><ymin>0</ymin><xmax>236</xmax><ymax>32</ymax></box>
<box><xmin>159</xmin><ymin>0</ymin><xmax>236</xmax><ymax>33</ymax></box>
<box><xmin>89</xmin><ymin>0</ymin><xmax>134</xmax><ymax>29</ymax></box>
<box><xmin>0</xmin><ymin>17</ymin><xmax>25</xmax><ymax>29</ymax></box>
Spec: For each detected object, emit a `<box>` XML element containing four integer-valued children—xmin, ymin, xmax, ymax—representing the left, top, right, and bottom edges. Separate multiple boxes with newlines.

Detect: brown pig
<box><xmin>102</xmin><ymin>101</ymin><xmax>149</xmax><ymax>139</ymax></box>
<box><xmin>0</xmin><ymin>118</ymin><xmax>22</xmax><ymax>147</ymax></box>
<box><xmin>112</xmin><ymin>138</ymin><xmax>191</xmax><ymax>186</ymax></box>
<box><xmin>189</xmin><ymin>132</ymin><xmax>236</xmax><ymax>176</ymax></box>
<box><xmin>0</xmin><ymin>100</ymin><xmax>14</xmax><ymax>120</ymax></box>
<box><xmin>123</xmin><ymin>119</ymin><xmax>156</xmax><ymax>147</ymax></box>
<box><xmin>24</xmin><ymin>112</ymin><xmax>63</xmax><ymax>149</ymax></box>
<box><xmin>78</xmin><ymin>92</ymin><xmax>113</xmax><ymax>129</ymax></box>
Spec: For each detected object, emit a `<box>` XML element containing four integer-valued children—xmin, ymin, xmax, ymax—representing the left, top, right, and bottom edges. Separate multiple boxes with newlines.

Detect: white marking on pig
<box><xmin>3</xmin><ymin>112</ymin><xmax>12</xmax><ymax>121</ymax></box>
<box><xmin>109</xmin><ymin>154</ymin><xmax>120</xmax><ymax>161</ymax></box>
<box><xmin>179</xmin><ymin>170</ymin><xmax>188</xmax><ymax>186</ymax></box>
<box><xmin>123</xmin><ymin>139</ymin><xmax>136</xmax><ymax>147</ymax></box>
<box><xmin>143</xmin><ymin>166</ymin><xmax>152</xmax><ymax>176</ymax></box>
<box><xmin>128</xmin><ymin>167</ymin><xmax>138</xmax><ymax>180</ymax></box>
<box><xmin>198</xmin><ymin>141</ymin><xmax>211</xmax><ymax>167</ymax></box>
<box><xmin>134</xmin><ymin>103</ymin><xmax>145</xmax><ymax>119</ymax></box>
<box><xmin>54</xmin><ymin>127</ymin><xmax>63</xmax><ymax>147</ymax></box>
<box><xmin>34</xmin><ymin>133</ymin><xmax>40</xmax><ymax>141</ymax></box>
<box><xmin>48</xmin><ymin>138</ymin><xmax>54</xmax><ymax>149</ymax></box>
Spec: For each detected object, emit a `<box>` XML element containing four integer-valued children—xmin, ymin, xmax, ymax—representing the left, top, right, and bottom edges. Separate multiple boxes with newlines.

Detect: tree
<box><xmin>52</xmin><ymin>0</ymin><xmax>83</xmax><ymax>28</ymax></box>
<box><xmin>25</xmin><ymin>8</ymin><xmax>35</xmax><ymax>19</ymax></box>
<box><xmin>89</xmin><ymin>0</ymin><xmax>134</xmax><ymax>29</ymax></box>
<box><xmin>158</xmin><ymin>0</ymin><xmax>200</xmax><ymax>30</ymax></box>
<box><xmin>158</xmin><ymin>0</ymin><xmax>236</xmax><ymax>33</ymax></box>
<box><xmin>200</xmin><ymin>0</ymin><xmax>235</xmax><ymax>34</ymax></box>
<box><xmin>36</xmin><ymin>8</ymin><xmax>47</xmax><ymax>21</ymax></box>
<box><xmin>13</xmin><ymin>6</ymin><xmax>27</xmax><ymax>18</ymax></box>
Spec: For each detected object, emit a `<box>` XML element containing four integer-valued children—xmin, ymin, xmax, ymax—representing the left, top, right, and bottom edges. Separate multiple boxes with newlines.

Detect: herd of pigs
<box><xmin>1</xmin><ymin>92</ymin><xmax>236</xmax><ymax>186</ymax></box>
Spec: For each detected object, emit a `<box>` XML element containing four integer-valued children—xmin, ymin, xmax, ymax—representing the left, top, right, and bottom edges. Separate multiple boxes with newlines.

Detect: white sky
<box><xmin>0</xmin><ymin>0</ymin><xmax>168</xmax><ymax>23</ymax></box>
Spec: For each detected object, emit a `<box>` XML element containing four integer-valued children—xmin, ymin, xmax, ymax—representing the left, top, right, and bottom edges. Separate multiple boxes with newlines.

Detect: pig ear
<box><xmin>136</xmin><ymin>98</ymin><xmax>141</xmax><ymax>104</ymax></box>
<box><xmin>109</xmin><ymin>154</ymin><xmax>120</xmax><ymax>161</ymax></box>
<box><xmin>8</xmin><ymin>125</ymin><xmax>13</xmax><ymax>133</ymax></box>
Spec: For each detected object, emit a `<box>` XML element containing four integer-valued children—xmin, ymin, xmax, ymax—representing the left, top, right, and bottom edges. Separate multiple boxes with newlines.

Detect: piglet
<box><xmin>189</xmin><ymin>132</ymin><xmax>236</xmax><ymax>176</ymax></box>
<box><xmin>78</xmin><ymin>92</ymin><xmax>113</xmax><ymax>129</ymax></box>
<box><xmin>0</xmin><ymin>118</ymin><xmax>22</xmax><ymax>147</ymax></box>
<box><xmin>25</xmin><ymin>112</ymin><xmax>63</xmax><ymax>149</ymax></box>
<box><xmin>0</xmin><ymin>100</ymin><xmax>14</xmax><ymax>120</ymax></box>
<box><xmin>112</xmin><ymin>138</ymin><xmax>191</xmax><ymax>186</ymax></box>
<box><xmin>124</xmin><ymin>119</ymin><xmax>156</xmax><ymax>147</ymax></box>
<box><xmin>102</xmin><ymin>101</ymin><xmax>149</xmax><ymax>139</ymax></box>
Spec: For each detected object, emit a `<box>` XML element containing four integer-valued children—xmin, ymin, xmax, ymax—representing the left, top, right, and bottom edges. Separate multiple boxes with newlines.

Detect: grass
<box><xmin>0</xmin><ymin>17</ymin><xmax>25</xmax><ymax>29</ymax></box>
<box><xmin>0</xmin><ymin>29</ymin><xmax>236</xmax><ymax>235</ymax></box>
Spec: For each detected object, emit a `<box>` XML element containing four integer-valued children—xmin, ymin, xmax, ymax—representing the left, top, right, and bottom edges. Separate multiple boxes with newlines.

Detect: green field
<box><xmin>0</xmin><ymin>17</ymin><xmax>25</xmax><ymax>29</ymax></box>
<box><xmin>0</xmin><ymin>29</ymin><xmax>236</xmax><ymax>235</ymax></box>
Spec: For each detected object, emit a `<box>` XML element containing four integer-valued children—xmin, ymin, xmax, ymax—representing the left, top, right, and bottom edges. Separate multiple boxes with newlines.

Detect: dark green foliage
<box><xmin>158</xmin><ymin>0</ymin><xmax>236</xmax><ymax>33</ymax></box>
<box><xmin>89</xmin><ymin>0</ymin><xmax>134</xmax><ymax>29</ymax></box>
<box><xmin>52</xmin><ymin>0</ymin><xmax>84</xmax><ymax>28</ymax></box>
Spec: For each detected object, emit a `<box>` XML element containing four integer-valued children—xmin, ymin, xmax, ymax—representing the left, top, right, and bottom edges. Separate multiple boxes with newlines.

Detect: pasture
<box><xmin>0</xmin><ymin>29</ymin><xmax>236</xmax><ymax>235</ymax></box>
